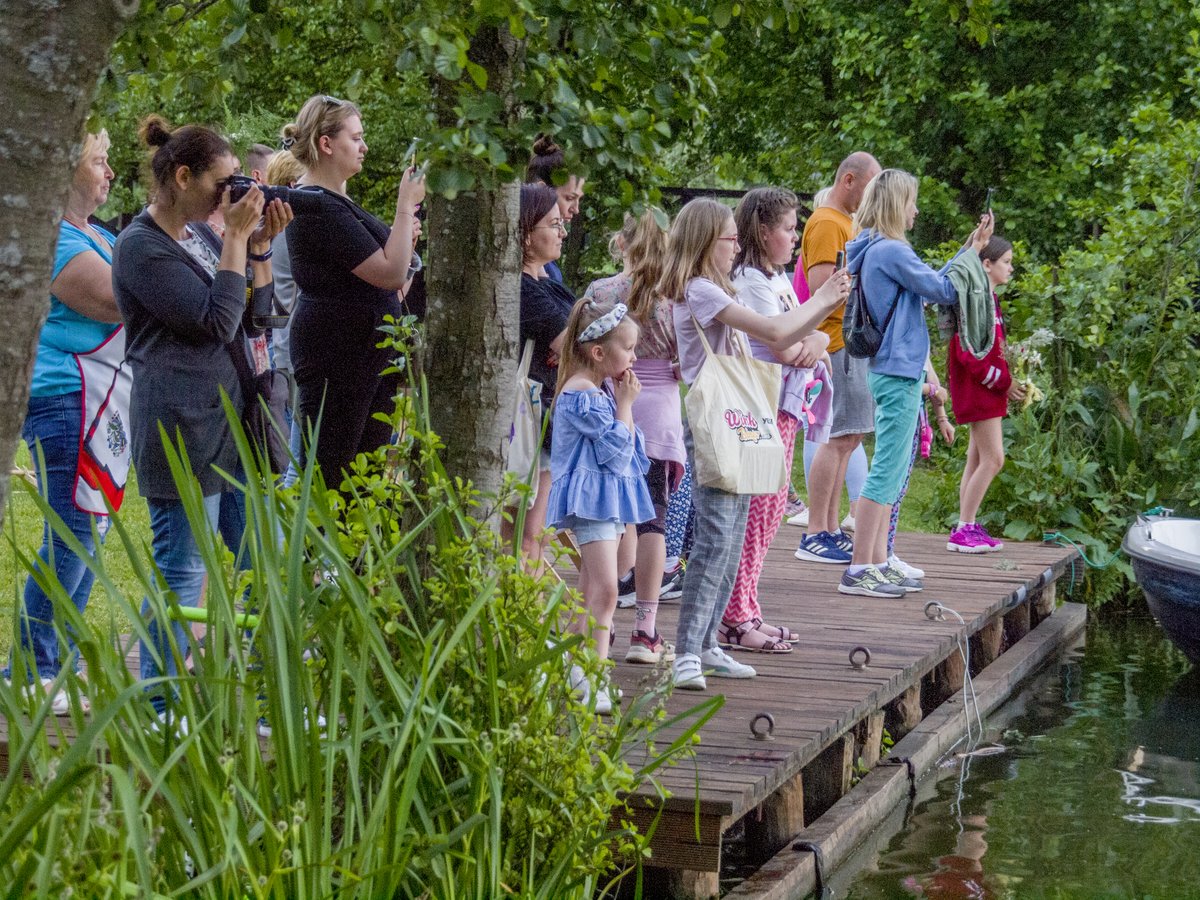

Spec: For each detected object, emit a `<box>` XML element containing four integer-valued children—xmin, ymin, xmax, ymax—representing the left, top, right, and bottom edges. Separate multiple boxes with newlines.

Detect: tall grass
<box><xmin>0</xmin><ymin>357</ymin><xmax>719</xmax><ymax>897</ymax></box>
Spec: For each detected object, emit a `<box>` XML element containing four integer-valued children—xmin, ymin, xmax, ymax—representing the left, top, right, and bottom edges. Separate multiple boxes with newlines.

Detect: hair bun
<box><xmin>139</xmin><ymin>114</ymin><xmax>173</xmax><ymax>149</ymax></box>
<box><xmin>532</xmin><ymin>133</ymin><xmax>560</xmax><ymax>157</ymax></box>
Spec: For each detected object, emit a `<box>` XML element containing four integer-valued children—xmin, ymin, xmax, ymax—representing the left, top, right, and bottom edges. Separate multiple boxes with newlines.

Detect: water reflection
<box><xmin>838</xmin><ymin>613</ymin><xmax>1199</xmax><ymax>899</ymax></box>
<box><xmin>1120</xmin><ymin>669</ymin><xmax>1200</xmax><ymax>824</ymax></box>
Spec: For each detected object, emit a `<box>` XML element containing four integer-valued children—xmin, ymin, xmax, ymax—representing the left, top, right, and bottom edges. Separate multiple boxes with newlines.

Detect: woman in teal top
<box><xmin>6</xmin><ymin>130</ymin><xmax>131</xmax><ymax>711</ymax></box>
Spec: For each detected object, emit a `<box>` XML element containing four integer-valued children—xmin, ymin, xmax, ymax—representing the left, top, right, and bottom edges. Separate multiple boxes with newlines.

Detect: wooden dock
<box><xmin>601</xmin><ymin>529</ymin><xmax>1079</xmax><ymax>898</ymax></box>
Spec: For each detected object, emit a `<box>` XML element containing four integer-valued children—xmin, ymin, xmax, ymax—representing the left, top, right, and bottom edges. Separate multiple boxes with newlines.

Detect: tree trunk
<box><xmin>424</xmin><ymin>24</ymin><xmax>524</xmax><ymax>503</ymax></box>
<box><xmin>0</xmin><ymin>0</ymin><xmax>140</xmax><ymax>535</ymax></box>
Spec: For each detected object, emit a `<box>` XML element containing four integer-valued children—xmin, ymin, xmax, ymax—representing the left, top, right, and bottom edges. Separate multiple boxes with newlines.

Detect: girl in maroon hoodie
<box><xmin>946</xmin><ymin>236</ymin><xmax>1026</xmax><ymax>553</ymax></box>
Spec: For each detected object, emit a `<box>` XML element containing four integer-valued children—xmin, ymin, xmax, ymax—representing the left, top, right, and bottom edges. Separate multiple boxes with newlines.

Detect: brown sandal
<box><xmin>752</xmin><ymin>617</ymin><xmax>799</xmax><ymax>643</ymax></box>
<box><xmin>718</xmin><ymin>619</ymin><xmax>793</xmax><ymax>653</ymax></box>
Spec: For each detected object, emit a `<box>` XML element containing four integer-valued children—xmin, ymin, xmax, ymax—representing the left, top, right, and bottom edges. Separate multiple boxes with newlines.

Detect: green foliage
<box><xmin>0</xmin><ymin>349</ymin><xmax>718</xmax><ymax>896</ymax></box>
<box><xmin>677</xmin><ymin>0</ymin><xmax>1199</xmax><ymax>257</ymax></box>
<box><xmin>921</xmin><ymin>89</ymin><xmax>1200</xmax><ymax>605</ymax></box>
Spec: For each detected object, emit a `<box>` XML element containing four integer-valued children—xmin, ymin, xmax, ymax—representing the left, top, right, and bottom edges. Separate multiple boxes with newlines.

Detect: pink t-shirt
<box><xmin>672</xmin><ymin>277</ymin><xmax>743</xmax><ymax>386</ymax></box>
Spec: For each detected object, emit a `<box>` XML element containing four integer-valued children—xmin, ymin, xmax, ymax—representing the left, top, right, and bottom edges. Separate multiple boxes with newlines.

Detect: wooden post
<box><xmin>885</xmin><ymin>683</ymin><xmax>923</xmax><ymax>741</ymax></box>
<box><xmin>933</xmin><ymin>648</ymin><xmax>966</xmax><ymax>704</ymax></box>
<box><xmin>858</xmin><ymin>712</ymin><xmax>886</xmax><ymax>769</ymax></box>
<box><xmin>649</xmin><ymin>869</ymin><xmax>720</xmax><ymax>900</ymax></box>
<box><xmin>969</xmin><ymin>619</ymin><xmax>1004</xmax><ymax>674</ymax></box>
<box><xmin>1032</xmin><ymin>582</ymin><xmax>1057</xmax><ymax>626</ymax></box>
<box><xmin>803</xmin><ymin>735</ymin><xmax>854</xmax><ymax>825</ymax></box>
<box><xmin>1004</xmin><ymin>601</ymin><xmax>1031</xmax><ymax>645</ymax></box>
<box><xmin>744</xmin><ymin>771</ymin><xmax>805</xmax><ymax>865</ymax></box>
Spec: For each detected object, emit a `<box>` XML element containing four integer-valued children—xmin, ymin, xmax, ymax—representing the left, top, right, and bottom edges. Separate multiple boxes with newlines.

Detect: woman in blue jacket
<box><xmin>840</xmin><ymin>169</ymin><xmax>993</xmax><ymax>598</ymax></box>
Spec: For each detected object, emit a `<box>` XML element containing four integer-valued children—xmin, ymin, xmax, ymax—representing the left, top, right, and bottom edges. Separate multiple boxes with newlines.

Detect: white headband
<box><xmin>578</xmin><ymin>302</ymin><xmax>628</xmax><ymax>343</ymax></box>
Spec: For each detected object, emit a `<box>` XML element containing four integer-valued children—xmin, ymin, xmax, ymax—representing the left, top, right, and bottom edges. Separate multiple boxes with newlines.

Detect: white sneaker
<box><xmin>672</xmin><ymin>653</ymin><xmax>707</xmax><ymax>690</ymax></box>
<box><xmin>151</xmin><ymin>710</ymin><xmax>191</xmax><ymax>736</ymax></box>
<box><xmin>257</xmin><ymin>709</ymin><xmax>328</xmax><ymax>738</ymax></box>
<box><xmin>593</xmin><ymin>681</ymin><xmax>622</xmax><ymax>715</ymax></box>
<box><xmin>786</xmin><ymin>509</ymin><xmax>809</xmax><ymax>527</ymax></box>
<box><xmin>14</xmin><ymin>678</ymin><xmax>79</xmax><ymax>715</ymax></box>
<box><xmin>887</xmin><ymin>553</ymin><xmax>925</xmax><ymax>580</ymax></box>
<box><xmin>700</xmin><ymin>646</ymin><xmax>757</xmax><ymax>679</ymax></box>
<box><xmin>840</xmin><ymin>513</ymin><xmax>856</xmax><ymax>532</ymax></box>
<box><xmin>567</xmin><ymin>663</ymin><xmax>589</xmax><ymax>701</ymax></box>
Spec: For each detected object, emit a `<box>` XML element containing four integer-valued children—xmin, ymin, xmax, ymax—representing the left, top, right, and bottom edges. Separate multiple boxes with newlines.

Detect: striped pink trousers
<box><xmin>722</xmin><ymin>411</ymin><xmax>800</xmax><ymax>625</ymax></box>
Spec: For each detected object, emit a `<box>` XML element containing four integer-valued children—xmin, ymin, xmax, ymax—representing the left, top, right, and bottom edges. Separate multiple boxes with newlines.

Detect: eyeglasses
<box><xmin>717</xmin><ymin>235</ymin><xmax>740</xmax><ymax>247</ymax></box>
<box><xmin>321</xmin><ymin>95</ymin><xmax>346</xmax><ymax>107</ymax></box>
<box><xmin>537</xmin><ymin>220</ymin><xmax>568</xmax><ymax>234</ymax></box>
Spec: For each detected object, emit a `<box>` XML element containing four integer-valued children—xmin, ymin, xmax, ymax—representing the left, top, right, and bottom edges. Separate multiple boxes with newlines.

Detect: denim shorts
<box><xmin>829</xmin><ymin>349</ymin><xmax>875</xmax><ymax>437</ymax></box>
<box><xmin>561</xmin><ymin>516</ymin><xmax>623</xmax><ymax>545</ymax></box>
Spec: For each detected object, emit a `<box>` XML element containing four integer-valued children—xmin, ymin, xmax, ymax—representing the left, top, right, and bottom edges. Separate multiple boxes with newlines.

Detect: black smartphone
<box><xmin>835</xmin><ymin>250</ymin><xmax>846</xmax><ymax>269</ymax></box>
<box><xmin>984</xmin><ymin>187</ymin><xmax>995</xmax><ymax>214</ymax></box>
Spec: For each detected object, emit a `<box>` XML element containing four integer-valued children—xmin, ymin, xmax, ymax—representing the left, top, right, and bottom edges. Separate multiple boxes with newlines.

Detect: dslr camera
<box><xmin>223</xmin><ymin>174</ymin><xmax>323</xmax><ymax>215</ymax></box>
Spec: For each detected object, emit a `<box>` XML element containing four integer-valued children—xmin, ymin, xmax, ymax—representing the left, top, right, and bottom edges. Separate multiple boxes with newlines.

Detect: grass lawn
<box><xmin>3</xmin><ymin>443</ymin><xmax>138</xmax><ymax>661</ymax></box>
<box><xmin>1</xmin><ymin>436</ymin><xmax>956</xmax><ymax>660</ymax></box>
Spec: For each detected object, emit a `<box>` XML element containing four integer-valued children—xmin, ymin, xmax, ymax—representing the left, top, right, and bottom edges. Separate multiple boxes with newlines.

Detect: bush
<box><xmin>0</xmin><ymin>351</ymin><xmax>718</xmax><ymax>897</ymax></box>
<box><xmin>924</xmin><ymin>95</ymin><xmax>1200</xmax><ymax>605</ymax></box>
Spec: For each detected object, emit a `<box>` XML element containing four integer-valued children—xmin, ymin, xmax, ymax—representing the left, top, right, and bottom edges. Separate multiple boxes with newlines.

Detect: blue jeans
<box><xmin>140</xmin><ymin>492</ymin><xmax>242</xmax><ymax>708</ymax></box>
<box><xmin>8</xmin><ymin>392</ymin><xmax>107</xmax><ymax>682</ymax></box>
<box><xmin>674</xmin><ymin>427</ymin><xmax>751</xmax><ymax>658</ymax></box>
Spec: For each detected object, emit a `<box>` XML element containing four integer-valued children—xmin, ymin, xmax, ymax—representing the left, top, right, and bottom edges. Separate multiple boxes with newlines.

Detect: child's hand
<box><xmin>815</xmin><ymin>268</ymin><xmax>851</xmax><ymax>307</ymax></box>
<box><xmin>937</xmin><ymin>415</ymin><xmax>956</xmax><ymax>445</ymax></box>
<box><xmin>1007</xmin><ymin>380</ymin><xmax>1027</xmax><ymax>403</ymax></box>
<box><xmin>613</xmin><ymin>368</ymin><xmax>641</xmax><ymax>407</ymax></box>
<box><xmin>970</xmin><ymin>211</ymin><xmax>995</xmax><ymax>253</ymax></box>
<box><xmin>793</xmin><ymin>331</ymin><xmax>830</xmax><ymax>368</ymax></box>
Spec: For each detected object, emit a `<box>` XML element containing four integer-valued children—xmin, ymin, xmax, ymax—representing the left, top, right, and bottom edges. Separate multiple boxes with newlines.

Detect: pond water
<box><xmin>833</xmin><ymin>609</ymin><xmax>1200</xmax><ymax>899</ymax></box>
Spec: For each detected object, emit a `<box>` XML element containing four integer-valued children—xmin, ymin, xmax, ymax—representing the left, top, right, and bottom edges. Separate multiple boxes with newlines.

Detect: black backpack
<box><xmin>842</xmin><ymin>239</ymin><xmax>900</xmax><ymax>364</ymax></box>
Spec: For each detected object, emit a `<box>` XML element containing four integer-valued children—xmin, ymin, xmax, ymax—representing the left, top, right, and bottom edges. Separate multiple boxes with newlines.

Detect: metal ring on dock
<box><xmin>750</xmin><ymin>712</ymin><xmax>776</xmax><ymax>741</ymax></box>
<box><xmin>924</xmin><ymin>601</ymin><xmax>945</xmax><ymax>621</ymax></box>
<box><xmin>849</xmin><ymin>646</ymin><xmax>871</xmax><ymax>669</ymax></box>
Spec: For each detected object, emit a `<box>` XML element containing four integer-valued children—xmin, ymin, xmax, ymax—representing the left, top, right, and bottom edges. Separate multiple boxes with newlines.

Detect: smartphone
<box><xmin>835</xmin><ymin>250</ymin><xmax>846</xmax><ymax>269</ymax></box>
<box><xmin>983</xmin><ymin>187</ymin><xmax>995</xmax><ymax>214</ymax></box>
<box><xmin>404</xmin><ymin>137</ymin><xmax>420</xmax><ymax>169</ymax></box>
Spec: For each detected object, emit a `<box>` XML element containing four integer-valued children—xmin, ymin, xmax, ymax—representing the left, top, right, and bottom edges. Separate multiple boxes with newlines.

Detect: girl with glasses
<box><xmin>658</xmin><ymin>198</ymin><xmax>849</xmax><ymax>690</ymax></box>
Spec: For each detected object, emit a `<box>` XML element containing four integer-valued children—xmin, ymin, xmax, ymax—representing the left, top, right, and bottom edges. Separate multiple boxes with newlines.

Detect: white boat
<box><xmin>1123</xmin><ymin>514</ymin><xmax>1200</xmax><ymax>664</ymax></box>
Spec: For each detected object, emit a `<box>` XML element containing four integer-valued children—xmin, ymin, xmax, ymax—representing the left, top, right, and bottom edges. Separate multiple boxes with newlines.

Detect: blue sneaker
<box><xmin>832</xmin><ymin>530</ymin><xmax>854</xmax><ymax>555</ymax></box>
<box><xmin>794</xmin><ymin>531</ymin><xmax>852</xmax><ymax>564</ymax></box>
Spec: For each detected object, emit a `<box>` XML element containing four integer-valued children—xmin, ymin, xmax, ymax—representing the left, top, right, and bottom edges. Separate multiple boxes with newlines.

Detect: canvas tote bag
<box><xmin>684</xmin><ymin>314</ymin><xmax>787</xmax><ymax>495</ymax></box>
<box><xmin>505</xmin><ymin>339</ymin><xmax>543</xmax><ymax>498</ymax></box>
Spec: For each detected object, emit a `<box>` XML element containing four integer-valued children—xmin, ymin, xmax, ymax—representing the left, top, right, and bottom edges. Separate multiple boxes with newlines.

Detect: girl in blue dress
<box><xmin>546</xmin><ymin>297</ymin><xmax>656</xmax><ymax>713</ymax></box>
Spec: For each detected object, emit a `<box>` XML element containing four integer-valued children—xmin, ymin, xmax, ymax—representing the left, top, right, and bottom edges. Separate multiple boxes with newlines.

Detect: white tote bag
<box><xmin>506</xmin><ymin>340</ymin><xmax>544</xmax><ymax>498</ymax></box>
<box><xmin>684</xmin><ymin>316</ymin><xmax>786</xmax><ymax>495</ymax></box>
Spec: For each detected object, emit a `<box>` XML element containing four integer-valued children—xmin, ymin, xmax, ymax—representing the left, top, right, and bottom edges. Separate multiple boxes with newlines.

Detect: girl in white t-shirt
<box><xmin>660</xmin><ymin>198</ymin><xmax>849</xmax><ymax>690</ymax></box>
<box><xmin>720</xmin><ymin>188</ymin><xmax>831</xmax><ymax>653</ymax></box>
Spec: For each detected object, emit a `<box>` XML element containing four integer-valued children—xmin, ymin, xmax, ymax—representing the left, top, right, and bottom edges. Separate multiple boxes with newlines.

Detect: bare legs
<box><xmin>807</xmin><ymin>433</ymin><xmax>864</xmax><ymax>533</ymax></box>
<box><xmin>958</xmin><ymin>418</ymin><xmax>1004</xmax><ymax>523</ymax></box>
<box><xmin>501</xmin><ymin>468</ymin><xmax>554</xmax><ymax>571</ymax></box>
<box><xmin>849</xmin><ymin>497</ymin><xmax>890</xmax><ymax>566</ymax></box>
<box><xmin>575</xmin><ymin>538</ymin><xmax>619</xmax><ymax>659</ymax></box>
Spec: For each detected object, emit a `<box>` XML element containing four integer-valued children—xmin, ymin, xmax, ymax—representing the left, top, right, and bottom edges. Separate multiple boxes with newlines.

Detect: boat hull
<box><xmin>1124</xmin><ymin>516</ymin><xmax>1200</xmax><ymax>665</ymax></box>
<box><xmin>1130</xmin><ymin>556</ymin><xmax>1200</xmax><ymax>664</ymax></box>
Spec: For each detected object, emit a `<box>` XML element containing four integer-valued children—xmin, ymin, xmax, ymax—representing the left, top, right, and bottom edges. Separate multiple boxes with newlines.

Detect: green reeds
<box><xmin>0</xmin><ymin>360</ymin><xmax>719</xmax><ymax>897</ymax></box>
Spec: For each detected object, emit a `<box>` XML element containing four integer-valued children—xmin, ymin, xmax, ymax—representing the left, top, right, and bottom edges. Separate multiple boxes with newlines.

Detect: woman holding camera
<box><xmin>5</xmin><ymin>130</ymin><xmax>128</xmax><ymax>708</ymax></box>
<box><xmin>112</xmin><ymin>116</ymin><xmax>290</xmax><ymax>709</ymax></box>
<box><xmin>282</xmin><ymin>95</ymin><xmax>426</xmax><ymax>484</ymax></box>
